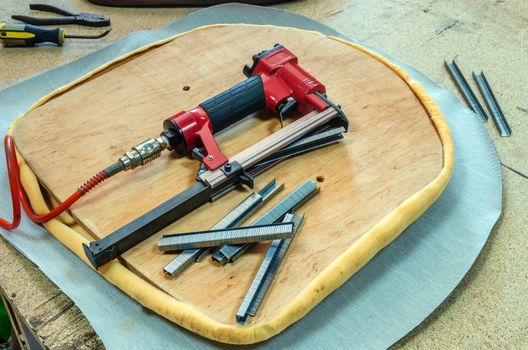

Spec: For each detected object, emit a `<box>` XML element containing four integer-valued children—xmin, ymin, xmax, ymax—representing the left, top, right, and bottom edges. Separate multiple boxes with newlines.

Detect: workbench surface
<box><xmin>0</xmin><ymin>0</ymin><xmax>526</xmax><ymax>349</ymax></box>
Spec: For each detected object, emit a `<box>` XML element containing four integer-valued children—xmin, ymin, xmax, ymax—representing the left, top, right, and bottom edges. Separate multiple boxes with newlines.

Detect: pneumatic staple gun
<box><xmin>82</xmin><ymin>44</ymin><xmax>349</xmax><ymax>269</ymax></box>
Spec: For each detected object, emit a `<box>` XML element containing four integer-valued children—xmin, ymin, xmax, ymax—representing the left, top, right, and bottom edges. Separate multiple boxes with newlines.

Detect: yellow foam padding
<box><xmin>9</xmin><ymin>24</ymin><xmax>454</xmax><ymax>344</ymax></box>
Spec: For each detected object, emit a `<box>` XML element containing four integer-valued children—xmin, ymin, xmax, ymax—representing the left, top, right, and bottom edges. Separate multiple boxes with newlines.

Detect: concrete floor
<box><xmin>0</xmin><ymin>0</ymin><xmax>527</xmax><ymax>348</ymax></box>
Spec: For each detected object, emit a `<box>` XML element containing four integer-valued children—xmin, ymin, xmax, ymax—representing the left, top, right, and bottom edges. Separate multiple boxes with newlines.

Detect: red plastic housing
<box><xmin>166</xmin><ymin>106</ymin><xmax>228</xmax><ymax>170</ymax></box>
<box><xmin>250</xmin><ymin>46</ymin><xmax>328</xmax><ymax>114</ymax></box>
<box><xmin>164</xmin><ymin>45</ymin><xmax>328</xmax><ymax>171</ymax></box>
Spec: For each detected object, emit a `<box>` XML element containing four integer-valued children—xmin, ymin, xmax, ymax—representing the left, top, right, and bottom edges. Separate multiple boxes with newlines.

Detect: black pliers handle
<box><xmin>12</xmin><ymin>4</ymin><xmax>110</xmax><ymax>28</ymax></box>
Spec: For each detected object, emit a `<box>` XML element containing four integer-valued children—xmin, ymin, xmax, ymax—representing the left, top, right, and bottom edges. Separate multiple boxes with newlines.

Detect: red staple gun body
<box><xmin>161</xmin><ymin>44</ymin><xmax>330</xmax><ymax>170</ymax></box>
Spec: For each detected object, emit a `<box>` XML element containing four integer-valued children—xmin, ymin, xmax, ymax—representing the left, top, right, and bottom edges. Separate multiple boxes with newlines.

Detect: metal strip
<box><xmin>158</xmin><ymin>223</ymin><xmax>294</xmax><ymax>251</ymax></box>
<box><xmin>162</xmin><ymin>179</ymin><xmax>283</xmax><ymax>276</ymax></box>
<box><xmin>445</xmin><ymin>60</ymin><xmax>488</xmax><ymax>122</ymax></box>
<box><xmin>199</xmin><ymin>108</ymin><xmax>339</xmax><ymax>188</ymax></box>
<box><xmin>211</xmin><ymin>179</ymin><xmax>318</xmax><ymax>265</ymax></box>
<box><xmin>247</xmin><ymin>213</ymin><xmax>304</xmax><ymax>317</ymax></box>
<box><xmin>255</xmin><ymin>127</ymin><xmax>345</xmax><ymax>168</ymax></box>
<box><xmin>236</xmin><ymin>213</ymin><xmax>304</xmax><ymax>325</ymax></box>
<box><xmin>472</xmin><ymin>72</ymin><xmax>511</xmax><ymax>137</ymax></box>
<box><xmin>210</xmin><ymin>127</ymin><xmax>344</xmax><ymax>201</ymax></box>
<box><xmin>163</xmin><ymin>249</ymin><xmax>204</xmax><ymax>277</ymax></box>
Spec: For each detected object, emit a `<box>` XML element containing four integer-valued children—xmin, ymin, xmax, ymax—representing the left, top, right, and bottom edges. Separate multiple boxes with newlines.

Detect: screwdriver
<box><xmin>0</xmin><ymin>23</ymin><xmax>110</xmax><ymax>46</ymax></box>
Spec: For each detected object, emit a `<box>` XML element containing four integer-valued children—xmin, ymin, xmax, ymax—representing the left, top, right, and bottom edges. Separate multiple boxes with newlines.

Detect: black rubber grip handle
<box><xmin>0</xmin><ymin>23</ymin><xmax>63</xmax><ymax>46</ymax></box>
<box><xmin>200</xmin><ymin>75</ymin><xmax>266</xmax><ymax>133</ymax></box>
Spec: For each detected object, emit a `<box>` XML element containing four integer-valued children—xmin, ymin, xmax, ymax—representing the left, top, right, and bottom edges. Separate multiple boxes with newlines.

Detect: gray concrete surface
<box><xmin>0</xmin><ymin>0</ymin><xmax>526</xmax><ymax>348</ymax></box>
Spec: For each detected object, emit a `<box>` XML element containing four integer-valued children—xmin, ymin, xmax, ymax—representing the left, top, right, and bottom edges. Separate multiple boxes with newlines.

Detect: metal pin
<box><xmin>162</xmin><ymin>180</ymin><xmax>283</xmax><ymax>276</ymax></box>
<box><xmin>158</xmin><ymin>223</ymin><xmax>294</xmax><ymax>251</ymax></box>
<box><xmin>236</xmin><ymin>213</ymin><xmax>304</xmax><ymax>325</ymax></box>
<box><xmin>473</xmin><ymin>72</ymin><xmax>511</xmax><ymax>137</ymax></box>
<box><xmin>445</xmin><ymin>60</ymin><xmax>488</xmax><ymax>122</ymax></box>
<box><xmin>212</xmin><ymin>179</ymin><xmax>318</xmax><ymax>265</ymax></box>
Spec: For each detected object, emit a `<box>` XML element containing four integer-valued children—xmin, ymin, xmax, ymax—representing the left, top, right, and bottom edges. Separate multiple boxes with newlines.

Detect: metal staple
<box><xmin>473</xmin><ymin>71</ymin><xmax>511</xmax><ymax>137</ymax></box>
<box><xmin>445</xmin><ymin>60</ymin><xmax>489</xmax><ymax>122</ymax></box>
<box><xmin>158</xmin><ymin>223</ymin><xmax>294</xmax><ymax>251</ymax></box>
<box><xmin>212</xmin><ymin>179</ymin><xmax>318</xmax><ymax>265</ymax></box>
<box><xmin>162</xmin><ymin>179</ymin><xmax>283</xmax><ymax>277</ymax></box>
<box><xmin>236</xmin><ymin>213</ymin><xmax>304</xmax><ymax>324</ymax></box>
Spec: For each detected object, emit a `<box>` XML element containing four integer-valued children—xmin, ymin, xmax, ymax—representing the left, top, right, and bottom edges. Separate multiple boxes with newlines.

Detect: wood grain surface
<box><xmin>13</xmin><ymin>25</ymin><xmax>443</xmax><ymax>325</ymax></box>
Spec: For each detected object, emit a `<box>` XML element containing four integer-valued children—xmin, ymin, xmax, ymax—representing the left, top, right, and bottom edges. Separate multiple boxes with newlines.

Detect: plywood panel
<box><xmin>13</xmin><ymin>25</ymin><xmax>443</xmax><ymax>325</ymax></box>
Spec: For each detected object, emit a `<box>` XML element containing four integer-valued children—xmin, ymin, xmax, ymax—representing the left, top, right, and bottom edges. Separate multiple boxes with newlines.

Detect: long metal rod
<box><xmin>159</xmin><ymin>223</ymin><xmax>294</xmax><ymax>251</ymax></box>
<box><xmin>163</xmin><ymin>180</ymin><xmax>283</xmax><ymax>277</ymax></box>
<box><xmin>472</xmin><ymin>72</ymin><xmax>511</xmax><ymax>137</ymax></box>
<box><xmin>248</xmin><ymin>213</ymin><xmax>304</xmax><ymax>318</ymax></box>
<box><xmin>211</xmin><ymin>179</ymin><xmax>318</xmax><ymax>265</ymax></box>
<box><xmin>236</xmin><ymin>213</ymin><xmax>303</xmax><ymax>325</ymax></box>
<box><xmin>445</xmin><ymin>60</ymin><xmax>488</xmax><ymax>122</ymax></box>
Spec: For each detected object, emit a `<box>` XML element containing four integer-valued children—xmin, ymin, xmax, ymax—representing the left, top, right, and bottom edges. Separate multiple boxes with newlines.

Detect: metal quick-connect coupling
<box><xmin>119</xmin><ymin>136</ymin><xmax>170</xmax><ymax>171</ymax></box>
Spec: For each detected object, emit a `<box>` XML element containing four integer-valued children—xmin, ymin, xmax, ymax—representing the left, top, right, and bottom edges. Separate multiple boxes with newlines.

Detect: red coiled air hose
<box><xmin>0</xmin><ymin>135</ymin><xmax>108</xmax><ymax>230</ymax></box>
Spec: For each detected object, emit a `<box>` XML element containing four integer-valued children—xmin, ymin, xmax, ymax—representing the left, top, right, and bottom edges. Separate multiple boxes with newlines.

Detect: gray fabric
<box><xmin>0</xmin><ymin>4</ymin><xmax>501</xmax><ymax>349</ymax></box>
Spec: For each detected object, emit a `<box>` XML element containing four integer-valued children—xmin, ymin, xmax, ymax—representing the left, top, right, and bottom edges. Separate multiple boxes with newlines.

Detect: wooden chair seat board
<box><xmin>13</xmin><ymin>24</ymin><xmax>450</xmax><ymax>333</ymax></box>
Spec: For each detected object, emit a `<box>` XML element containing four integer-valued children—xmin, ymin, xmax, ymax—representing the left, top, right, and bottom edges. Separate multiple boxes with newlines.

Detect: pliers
<box><xmin>12</xmin><ymin>4</ymin><xmax>110</xmax><ymax>28</ymax></box>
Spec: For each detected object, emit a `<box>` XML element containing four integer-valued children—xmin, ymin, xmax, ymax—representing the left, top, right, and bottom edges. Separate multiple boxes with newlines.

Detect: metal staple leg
<box><xmin>212</xmin><ymin>179</ymin><xmax>318</xmax><ymax>265</ymax></box>
<box><xmin>162</xmin><ymin>179</ymin><xmax>283</xmax><ymax>277</ymax></box>
<box><xmin>158</xmin><ymin>223</ymin><xmax>295</xmax><ymax>251</ymax></box>
<box><xmin>236</xmin><ymin>213</ymin><xmax>304</xmax><ymax>324</ymax></box>
<box><xmin>473</xmin><ymin>71</ymin><xmax>512</xmax><ymax>137</ymax></box>
<box><xmin>445</xmin><ymin>59</ymin><xmax>489</xmax><ymax>122</ymax></box>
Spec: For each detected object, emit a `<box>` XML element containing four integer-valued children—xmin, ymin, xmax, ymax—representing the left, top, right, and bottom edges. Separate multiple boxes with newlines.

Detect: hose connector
<box><xmin>119</xmin><ymin>136</ymin><xmax>170</xmax><ymax>171</ymax></box>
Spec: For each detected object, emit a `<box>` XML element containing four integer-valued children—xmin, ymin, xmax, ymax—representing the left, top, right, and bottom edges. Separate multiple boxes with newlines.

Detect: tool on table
<box><xmin>109</xmin><ymin>44</ymin><xmax>347</xmax><ymax>174</ymax></box>
<box><xmin>163</xmin><ymin>180</ymin><xmax>283</xmax><ymax>277</ymax></box>
<box><xmin>212</xmin><ymin>179</ymin><xmax>318</xmax><ymax>265</ymax></box>
<box><xmin>445</xmin><ymin>60</ymin><xmax>488</xmax><ymax>122</ymax></box>
<box><xmin>236</xmin><ymin>213</ymin><xmax>304</xmax><ymax>325</ymax></box>
<box><xmin>83</xmin><ymin>44</ymin><xmax>348</xmax><ymax>269</ymax></box>
<box><xmin>472</xmin><ymin>72</ymin><xmax>511</xmax><ymax>137</ymax></box>
<box><xmin>12</xmin><ymin>4</ymin><xmax>110</xmax><ymax>27</ymax></box>
<box><xmin>159</xmin><ymin>222</ymin><xmax>295</xmax><ymax>251</ymax></box>
<box><xmin>0</xmin><ymin>23</ymin><xmax>110</xmax><ymax>46</ymax></box>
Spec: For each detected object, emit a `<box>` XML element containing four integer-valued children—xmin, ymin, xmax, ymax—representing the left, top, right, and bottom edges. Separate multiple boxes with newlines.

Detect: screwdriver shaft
<box><xmin>65</xmin><ymin>28</ymin><xmax>111</xmax><ymax>39</ymax></box>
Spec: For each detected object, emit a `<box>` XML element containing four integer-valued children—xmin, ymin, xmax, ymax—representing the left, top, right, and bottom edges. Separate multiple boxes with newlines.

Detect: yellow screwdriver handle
<box><xmin>0</xmin><ymin>23</ymin><xmax>65</xmax><ymax>46</ymax></box>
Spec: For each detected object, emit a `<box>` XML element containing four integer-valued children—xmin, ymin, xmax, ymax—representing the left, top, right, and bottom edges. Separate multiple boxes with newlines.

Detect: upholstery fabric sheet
<box><xmin>0</xmin><ymin>4</ymin><xmax>501</xmax><ymax>349</ymax></box>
